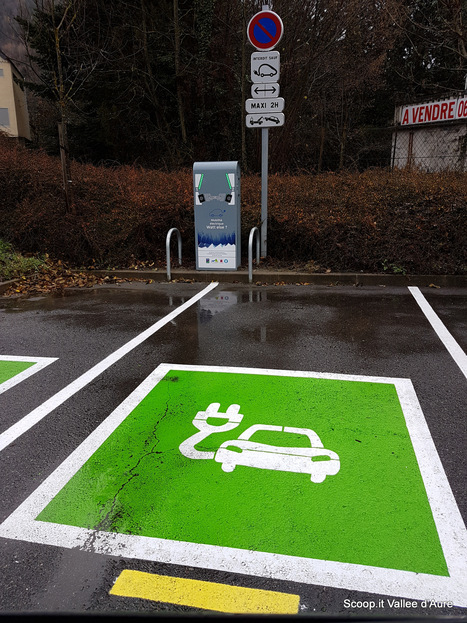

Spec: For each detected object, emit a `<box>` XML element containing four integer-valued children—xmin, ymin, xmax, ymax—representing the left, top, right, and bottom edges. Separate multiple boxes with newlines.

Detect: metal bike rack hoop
<box><xmin>248</xmin><ymin>227</ymin><xmax>260</xmax><ymax>283</ymax></box>
<box><xmin>166</xmin><ymin>228</ymin><xmax>182</xmax><ymax>281</ymax></box>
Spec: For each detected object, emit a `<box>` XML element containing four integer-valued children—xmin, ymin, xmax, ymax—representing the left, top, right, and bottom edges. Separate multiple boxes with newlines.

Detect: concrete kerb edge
<box><xmin>82</xmin><ymin>269</ymin><xmax>467</xmax><ymax>287</ymax></box>
<box><xmin>0</xmin><ymin>272</ymin><xmax>465</xmax><ymax>294</ymax></box>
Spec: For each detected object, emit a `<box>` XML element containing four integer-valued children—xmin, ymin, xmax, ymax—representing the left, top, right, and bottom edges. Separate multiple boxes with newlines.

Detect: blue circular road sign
<box><xmin>247</xmin><ymin>11</ymin><xmax>284</xmax><ymax>51</ymax></box>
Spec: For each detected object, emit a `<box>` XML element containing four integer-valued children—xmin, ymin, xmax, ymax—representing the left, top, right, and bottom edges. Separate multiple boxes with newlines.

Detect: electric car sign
<box><xmin>251</xmin><ymin>52</ymin><xmax>280</xmax><ymax>83</ymax></box>
<box><xmin>179</xmin><ymin>403</ymin><xmax>340</xmax><ymax>483</ymax></box>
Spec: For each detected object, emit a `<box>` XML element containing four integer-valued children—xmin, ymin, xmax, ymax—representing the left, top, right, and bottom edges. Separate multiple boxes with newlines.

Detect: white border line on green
<box><xmin>0</xmin><ymin>355</ymin><xmax>58</xmax><ymax>395</ymax></box>
<box><xmin>0</xmin><ymin>364</ymin><xmax>466</xmax><ymax>605</ymax></box>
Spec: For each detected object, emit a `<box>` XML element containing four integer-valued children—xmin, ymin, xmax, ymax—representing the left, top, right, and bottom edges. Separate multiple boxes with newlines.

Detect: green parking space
<box><xmin>37</xmin><ymin>366</ymin><xmax>445</xmax><ymax>575</ymax></box>
<box><xmin>2</xmin><ymin>362</ymin><xmax>466</xmax><ymax>606</ymax></box>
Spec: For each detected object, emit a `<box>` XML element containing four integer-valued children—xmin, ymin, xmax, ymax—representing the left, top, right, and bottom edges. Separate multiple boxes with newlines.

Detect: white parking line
<box><xmin>409</xmin><ymin>287</ymin><xmax>467</xmax><ymax>381</ymax></box>
<box><xmin>0</xmin><ymin>356</ymin><xmax>58</xmax><ymax>394</ymax></box>
<box><xmin>0</xmin><ymin>282</ymin><xmax>218</xmax><ymax>452</ymax></box>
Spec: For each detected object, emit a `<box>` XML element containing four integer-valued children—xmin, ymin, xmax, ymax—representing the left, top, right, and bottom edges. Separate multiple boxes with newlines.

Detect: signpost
<box><xmin>246</xmin><ymin>6</ymin><xmax>284</xmax><ymax>257</ymax></box>
<box><xmin>250</xmin><ymin>51</ymin><xmax>280</xmax><ymax>82</ymax></box>
<box><xmin>247</xmin><ymin>10</ymin><xmax>283</xmax><ymax>51</ymax></box>
<box><xmin>245</xmin><ymin>98</ymin><xmax>285</xmax><ymax>114</ymax></box>
<box><xmin>246</xmin><ymin>113</ymin><xmax>284</xmax><ymax>128</ymax></box>
<box><xmin>251</xmin><ymin>83</ymin><xmax>280</xmax><ymax>98</ymax></box>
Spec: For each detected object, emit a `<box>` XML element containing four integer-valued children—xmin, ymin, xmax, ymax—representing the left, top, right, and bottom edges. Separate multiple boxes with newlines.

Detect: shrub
<box><xmin>0</xmin><ymin>135</ymin><xmax>465</xmax><ymax>274</ymax></box>
<box><xmin>0</xmin><ymin>239</ymin><xmax>44</xmax><ymax>281</ymax></box>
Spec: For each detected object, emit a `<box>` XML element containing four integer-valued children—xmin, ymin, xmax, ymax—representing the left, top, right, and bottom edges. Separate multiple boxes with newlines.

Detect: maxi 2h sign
<box><xmin>246</xmin><ymin>98</ymin><xmax>284</xmax><ymax>114</ymax></box>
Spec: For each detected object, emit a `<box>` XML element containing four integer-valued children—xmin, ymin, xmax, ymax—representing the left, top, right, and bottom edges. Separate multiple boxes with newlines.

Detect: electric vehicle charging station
<box><xmin>193</xmin><ymin>161</ymin><xmax>241</xmax><ymax>270</ymax></box>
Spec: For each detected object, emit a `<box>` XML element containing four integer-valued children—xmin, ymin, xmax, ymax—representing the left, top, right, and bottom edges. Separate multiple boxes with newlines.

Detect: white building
<box><xmin>0</xmin><ymin>49</ymin><xmax>31</xmax><ymax>141</ymax></box>
<box><xmin>392</xmin><ymin>94</ymin><xmax>467</xmax><ymax>172</ymax></box>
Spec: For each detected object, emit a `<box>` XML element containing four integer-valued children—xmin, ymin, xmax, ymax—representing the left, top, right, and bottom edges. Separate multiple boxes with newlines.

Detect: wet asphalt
<box><xmin>0</xmin><ymin>281</ymin><xmax>465</xmax><ymax>617</ymax></box>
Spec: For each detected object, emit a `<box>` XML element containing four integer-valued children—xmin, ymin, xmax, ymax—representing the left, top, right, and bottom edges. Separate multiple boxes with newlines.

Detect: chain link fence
<box><xmin>391</xmin><ymin>123</ymin><xmax>467</xmax><ymax>172</ymax></box>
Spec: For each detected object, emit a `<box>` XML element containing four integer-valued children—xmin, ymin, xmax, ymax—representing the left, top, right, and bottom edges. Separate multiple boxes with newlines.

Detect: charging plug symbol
<box><xmin>179</xmin><ymin>403</ymin><xmax>243</xmax><ymax>460</ymax></box>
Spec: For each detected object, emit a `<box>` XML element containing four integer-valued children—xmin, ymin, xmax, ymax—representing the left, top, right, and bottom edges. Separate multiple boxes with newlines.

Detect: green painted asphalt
<box><xmin>37</xmin><ymin>369</ymin><xmax>448</xmax><ymax>576</ymax></box>
<box><xmin>0</xmin><ymin>360</ymin><xmax>36</xmax><ymax>385</ymax></box>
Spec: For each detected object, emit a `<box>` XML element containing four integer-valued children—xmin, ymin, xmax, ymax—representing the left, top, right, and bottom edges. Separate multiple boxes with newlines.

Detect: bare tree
<box><xmin>16</xmin><ymin>0</ymin><xmax>106</xmax><ymax>212</ymax></box>
<box><xmin>387</xmin><ymin>0</ymin><xmax>467</xmax><ymax>97</ymax></box>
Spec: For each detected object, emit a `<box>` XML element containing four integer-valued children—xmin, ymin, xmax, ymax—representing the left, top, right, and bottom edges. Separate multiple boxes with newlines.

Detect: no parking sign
<box><xmin>246</xmin><ymin>8</ymin><xmax>284</xmax><ymax>257</ymax></box>
<box><xmin>247</xmin><ymin>10</ymin><xmax>283</xmax><ymax>51</ymax></box>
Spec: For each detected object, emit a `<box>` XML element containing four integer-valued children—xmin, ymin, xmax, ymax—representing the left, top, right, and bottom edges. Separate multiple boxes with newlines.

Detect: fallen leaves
<box><xmin>3</xmin><ymin>259</ymin><xmax>119</xmax><ymax>297</ymax></box>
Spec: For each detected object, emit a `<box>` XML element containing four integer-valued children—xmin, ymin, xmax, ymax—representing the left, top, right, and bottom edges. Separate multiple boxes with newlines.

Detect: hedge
<box><xmin>0</xmin><ymin>135</ymin><xmax>465</xmax><ymax>274</ymax></box>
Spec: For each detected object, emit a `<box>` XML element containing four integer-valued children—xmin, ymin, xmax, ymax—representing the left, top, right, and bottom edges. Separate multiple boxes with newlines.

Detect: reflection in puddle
<box><xmin>198</xmin><ymin>289</ymin><xmax>269</xmax><ymax>324</ymax></box>
<box><xmin>197</xmin><ymin>289</ymin><xmax>268</xmax><ymax>343</ymax></box>
<box><xmin>249</xmin><ymin>290</ymin><xmax>268</xmax><ymax>304</ymax></box>
<box><xmin>198</xmin><ymin>292</ymin><xmax>238</xmax><ymax>324</ymax></box>
<box><xmin>168</xmin><ymin>296</ymin><xmax>186</xmax><ymax>307</ymax></box>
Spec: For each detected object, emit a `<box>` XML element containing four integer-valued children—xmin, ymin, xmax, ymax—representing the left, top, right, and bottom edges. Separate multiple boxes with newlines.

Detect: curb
<box><xmin>1</xmin><ymin>272</ymin><xmax>465</xmax><ymax>295</ymax></box>
<box><xmin>86</xmin><ymin>269</ymin><xmax>467</xmax><ymax>287</ymax></box>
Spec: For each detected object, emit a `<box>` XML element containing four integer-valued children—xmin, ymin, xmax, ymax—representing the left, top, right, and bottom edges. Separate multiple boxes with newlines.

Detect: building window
<box><xmin>0</xmin><ymin>108</ymin><xmax>10</xmax><ymax>127</ymax></box>
<box><xmin>0</xmin><ymin>68</ymin><xmax>4</xmax><ymax>77</ymax></box>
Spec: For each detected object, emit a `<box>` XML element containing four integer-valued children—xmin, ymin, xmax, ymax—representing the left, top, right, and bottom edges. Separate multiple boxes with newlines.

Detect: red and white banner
<box><xmin>400</xmin><ymin>96</ymin><xmax>467</xmax><ymax>126</ymax></box>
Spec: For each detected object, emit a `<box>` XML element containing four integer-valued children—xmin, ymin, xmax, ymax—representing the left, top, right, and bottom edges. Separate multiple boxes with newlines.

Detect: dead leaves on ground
<box><xmin>2</xmin><ymin>259</ymin><xmax>125</xmax><ymax>297</ymax></box>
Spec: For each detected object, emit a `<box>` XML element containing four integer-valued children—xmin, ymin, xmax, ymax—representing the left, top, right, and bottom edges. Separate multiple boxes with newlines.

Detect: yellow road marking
<box><xmin>110</xmin><ymin>570</ymin><xmax>300</xmax><ymax>614</ymax></box>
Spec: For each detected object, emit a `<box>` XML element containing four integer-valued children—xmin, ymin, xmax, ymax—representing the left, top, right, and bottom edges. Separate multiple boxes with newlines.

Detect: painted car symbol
<box><xmin>253</xmin><ymin>64</ymin><xmax>278</xmax><ymax>78</ymax></box>
<box><xmin>249</xmin><ymin>116</ymin><xmax>264</xmax><ymax>125</ymax></box>
<box><xmin>264</xmin><ymin>116</ymin><xmax>280</xmax><ymax>124</ymax></box>
<box><xmin>214</xmin><ymin>424</ymin><xmax>340</xmax><ymax>483</ymax></box>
